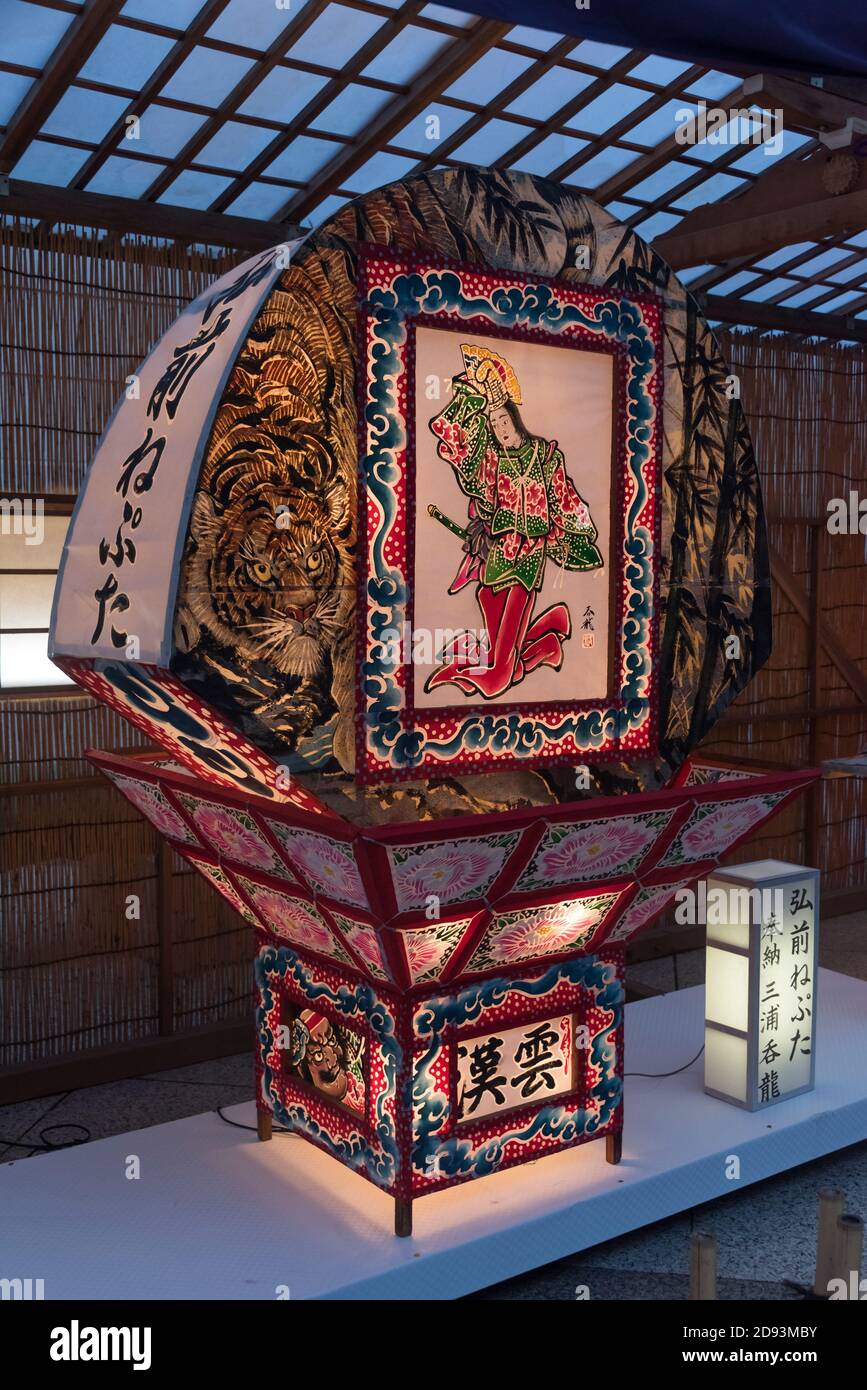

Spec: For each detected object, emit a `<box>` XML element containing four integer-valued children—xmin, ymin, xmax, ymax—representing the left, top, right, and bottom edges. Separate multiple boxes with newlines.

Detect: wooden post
<box><xmin>836</xmin><ymin>1214</ymin><xmax>864</xmax><ymax>1294</ymax></box>
<box><xmin>156</xmin><ymin>837</ymin><xmax>174</xmax><ymax>1037</ymax></box>
<box><xmin>813</xmin><ymin>1188</ymin><xmax>845</xmax><ymax>1296</ymax></box>
<box><xmin>394</xmin><ymin>1198</ymin><xmax>412</xmax><ymax>1238</ymax></box>
<box><xmin>256</xmin><ymin>1109</ymin><xmax>273</xmax><ymax>1142</ymax></box>
<box><xmin>689</xmin><ymin>1232</ymin><xmax>718</xmax><ymax>1300</ymax></box>
<box><xmin>806</xmin><ymin>524</ymin><xmax>823</xmax><ymax>867</ymax></box>
<box><xmin>606</xmin><ymin>1130</ymin><xmax>623</xmax><ymax>1165</ymax></box>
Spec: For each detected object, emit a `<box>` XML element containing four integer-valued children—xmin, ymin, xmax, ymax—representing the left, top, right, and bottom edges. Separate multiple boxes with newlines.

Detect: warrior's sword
<box><xmin>427</xmin><ymin>504</ymin><xmax>467</xmax><ymax>540</ymax></box>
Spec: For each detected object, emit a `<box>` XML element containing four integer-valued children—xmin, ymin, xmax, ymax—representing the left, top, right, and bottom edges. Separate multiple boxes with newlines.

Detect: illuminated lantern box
<box><xmin>704</xmin><ymin>860</ymin><xmax>820</xmax><ymax>1111</ymax></box>
<box><xmin>48</xmin><ymin>167</ymin><xmax>818</xmax><ymax>1234</ymax></box>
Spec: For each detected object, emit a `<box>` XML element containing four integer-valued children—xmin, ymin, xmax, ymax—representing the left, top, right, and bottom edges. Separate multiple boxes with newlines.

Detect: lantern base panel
<box><xmin>3</xmin><ymin>971</ymin><xmax>867</xmax><ymax>1300</ymax></box>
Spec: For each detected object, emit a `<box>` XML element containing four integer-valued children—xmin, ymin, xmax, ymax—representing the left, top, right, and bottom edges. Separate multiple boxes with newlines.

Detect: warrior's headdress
<box><xmin>461</xmin><ymin>344</ymin><xmax>522</xmax><ymax>408</ymax></box>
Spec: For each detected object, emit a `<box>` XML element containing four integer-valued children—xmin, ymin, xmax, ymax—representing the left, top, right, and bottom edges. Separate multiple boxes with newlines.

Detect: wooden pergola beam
<box><xmin>279</xmin><ymin>18</ymin><xmax>510</xmax><ymax>222</ymax></box>
<box><xmin>658</xmin><ymin>187</ymin><xmax>867</xmax><ymax>269</ymax></box>
<box><xmin>0</xmin><ymin>178</ymin><xmax>294</xmax><ymax>250</ymax></box>
<box><xmin>0</xmin><ymin>0</ymin><xmax>125</xmax><ymax>174</ymax></box>
<box><xmin>741</xmin><ymin>73</ymin><xmax>867</xmax><ymax>134</ymax></box>
<box><xmin>696</xmin><ymin>291</ymin><xmax>867</xmax><ymax>341</ymax></box>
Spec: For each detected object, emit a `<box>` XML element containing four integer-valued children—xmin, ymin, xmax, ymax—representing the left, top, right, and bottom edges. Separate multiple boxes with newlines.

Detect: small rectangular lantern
<box><xmin>704</xmin><ymin>860</ymin><xmax>819</xmax><ymax>1110</ymax></box>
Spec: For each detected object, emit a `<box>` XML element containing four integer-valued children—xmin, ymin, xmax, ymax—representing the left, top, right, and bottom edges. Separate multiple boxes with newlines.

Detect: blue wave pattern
<box><xmin>362</xmin><ymin>268</ymin><xmax>658</xmax><ymax>772</ymax></box>
<box><xmin>410</xmin><ymin>955</ymin><xmax>623</xmax><ymax>1185</ymax></box>
<box><xmin>255</xmin><ymin>945</ymin><xmax>402</xmax><ymax>1189</ymax></box>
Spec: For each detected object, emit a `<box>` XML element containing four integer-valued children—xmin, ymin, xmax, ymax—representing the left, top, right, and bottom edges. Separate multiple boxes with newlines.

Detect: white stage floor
<box><xmin>3</xmin><ymin>970</ymin><xmax>866</xmax><ymax>1301</ymax></box>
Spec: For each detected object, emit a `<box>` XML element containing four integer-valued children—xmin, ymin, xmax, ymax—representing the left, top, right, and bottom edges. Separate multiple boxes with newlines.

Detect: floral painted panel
<box><xmin>400</xmin><ymin>918</ymin><xmax>475</xmax><ymax>986</ymax></box>
<box><xmin>237</xmin><ymin>877</ymin><xmax>354</xmax><ymax>967</ymax></box>
<box><xmin>174</xmin><ymin>791</ymin><xmax>290</xmax><ymax>877</ymax></box>
<box><xmin>264</xmin><ymin>821</ymin><xmax>368</xmax><ymax>908</ymax></box>
<box><xmin>107</xmin><ymin>772</ymin><xmax>198</xmax><ymax>845</ymax></box>
<box><xmin>329</xmin><ymin>911</ymin><xmax>391</xmax><ymax>982</ymax></box>
<box><xmin>185</xmin><ymin>854</ymin><xmax>260</xmax><ymax>925</ymax></box>
<box><xmin>515</xmin><ymin>809</ymin><xmax>673</xmax><ymax>891</ymax></box>
<box><xmin>659</xmin><ymin>792</ymin><xmax>789</xmax><ymax>867</ymax></box>
<box><xmin>605</xmin><ymin>879</ymin><xmax>694</xmax><ymax>943</ymax></box>
<box><xmin>387</xmin><ymin>831</ymin><xmax>521</xmax><ymax>912</ymax></box>
<box><xmin>464</xmin><ymin>892</ymin><xmax>621</xmax><ymax>974</ymax></box>
<box><xmin>683</xmin><ymin>765</ymin><xmax>763</xmax><ymax>787</ymax></box>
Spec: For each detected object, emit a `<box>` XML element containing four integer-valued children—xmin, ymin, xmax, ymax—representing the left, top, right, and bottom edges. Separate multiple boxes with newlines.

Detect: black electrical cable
<box><xmin>625</xmin><ymin>1044</ymin><xmax>705</xmax><ymax>1079</ymax></box>
<box><xmin>216</xmin><ymin>1106</ymin><xmax>293</xmax><ymax>1135</ymax></box>
<box><xmin>0</xmin><ymin>1122</ymin><xmax>91</xmax><ymax>1153</ymax></box>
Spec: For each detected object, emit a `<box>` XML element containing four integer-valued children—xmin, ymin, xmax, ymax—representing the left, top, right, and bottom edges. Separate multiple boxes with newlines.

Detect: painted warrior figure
<box><xmin>426</xmin><ymin>343</ymin><xmax>603</xmax><ymax>699</ymax></box>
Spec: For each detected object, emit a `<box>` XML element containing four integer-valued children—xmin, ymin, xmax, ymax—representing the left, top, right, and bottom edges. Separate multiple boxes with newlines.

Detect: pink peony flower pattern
<box><xmin>607</xmin><ymin>881</ymin><xmax>692</xmax><ymax>942</ymax></box>
<box><xmin>390</xmin><ymin>834</ymin><xmax>517</xmax><ymax>910</ymax></box>
<box><xmin>241</xmin><ymin>880</ymin><xmax>348</xmax><ymax>961</ymax></box>
<box><xmin>522</xmin><ymin>814</ymin><xmax>664</xmax><ymax>888</ymax></box>
<box><xmin>270</xmin><ymin>825</ymin><xmax>367</xmax><ymax>907</ymax></box>
<box><xmin>663</xmin><ymin>794</ymin><xmax>784</xmax><ymax>866</ymax></box>
<box><xmin>402</xmin><ymin>920</ymin><xmax>472</xmax><ymax>985</ymax></box>
<box><xmin>113</xmin><ymin>775</ymin><xmax>195</xmax><ymax>843</ymax></box>
<box><xmin>331</xmin><ymin>913</ymin><xmax>389</xmax><ymax>980</ymax></box>
<box><xmin>466</xmin><ymin>893</ymin><xmax>618</xmax><ymax>972</ymax></box>
<box><xmin>185</xmin><ymin>799</ymin><xmax>281</xmax><ymax>871</ymax></box>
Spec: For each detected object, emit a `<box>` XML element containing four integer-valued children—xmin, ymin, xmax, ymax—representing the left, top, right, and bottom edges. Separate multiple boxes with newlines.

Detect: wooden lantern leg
<box><xmin>394</xmin><ymin>1198</ymin><xmax>413</xmax><ymax>1238</ymax></box>
<box><xmin>606</xmin><ymin>1130</ymin><xmax>622</xmax><ymax>1165</ymax></box>
<box><xmin>257</xmin><ymin>1109</ymin><xmax>273</xmax><ymax>1142</ymax></box>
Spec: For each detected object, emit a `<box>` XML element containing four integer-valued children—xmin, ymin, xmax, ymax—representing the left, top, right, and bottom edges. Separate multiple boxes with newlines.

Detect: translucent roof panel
<box><xmin>121</xmin><ymin>0</ymin><xmax>207</xmax><ymax>25</ymax></box>
<box><xmin>287</xmin><ymin>6</ymin><xmax>386</xmax><ymax>68</ymax></box>
<box><xmin>711</xmin><ymin>270</ymin><xmax>762</xmax><ymax>295</ymax></box>
<box><xmin>828</xmin><ymin>258</ymin><xmax>867</xmax><ymax>284</ymax></box>
<box><xmin>742</xmin><ymin>277</ymin><xmax>800</xmax><ymax>301</ymax></box>
<box><xmin>11</xmin><ymin>140</ymin><xmax>90</xmax><ymax>185</ymax></box>
<box><xmin>238</xmin><ymin>69</ymin><xmax>330</xmax><ymax>124</ymax></box>
<box><xmin>85</xmin><ymin>155</ymin><xmax>169</xmax><ymax>199</ymax></box>
<box><xmin>780</xmin><ymin>283</ymin><xmax>835</xmax><ymax>308</ymax></box>
<box><xmin>344</xmin><ymin>151</ymin><xmax>418</xmax><ymax>195</ymax></box>
<box><xmin>392</xmin><ymin>105</ymin><xmax>474</xmax><ymax>153</ymax></box>
<box><xmin>568</xmin><ymin>84</ymin><xmax>649</xmax><ymax>135</ymax></box>
<box><xmin>312</xmin><ymin>85</ymin><xmax>393</xmax><ymax>137</ymax></box>
<box><xmin>563</xmin><ymin>144</ymin><xmax>638</xmax><ymax>187</ymax></box>
<box><xmin>305</xmin><ymin>193</ymin><xmax>352</xmax><ymax>228</ymax></box>
<box><xmin>683</xmin><ymin>71</ymin><xmax>741</xmax><ymax>100</ymax></box>
<box><xmin>671</xmin><ymin>170</ymin><xmax>747</xmax><ymax>212</ymax></box>
<box><xmin>794</xmin><ymin>247</ymin><xmax>854</xmax><ymax>276</ymax></box>
<box><xmin>41</xmin><ymin>89</ymin><xmax>129</xmax><ymax>145</ymax></box>
<box><xmin>626</xmin><ymin>161</ymin><xmax>695</xmax><ymax>203</ymax></box>
<box><xmin>79</xmin><ymin>25</ymin><xmax>175</xmax><ymax>89</ymax></box>
<box><xmin>729</xmin><ymin>128</ymin><xmax>811</xmax><ymax>174</ymax></box>
<box><xmin>815</xmin><ymin>289</ymin><xmax>864</xmax><ymax>312</ymax></box>
<box><xmin>156</xmin><ymin>169</ymin><xmax>235</xmax><ymax>208</ymax></box>
<box><xmin>677</xmin><ymin>263</ymin><xmax>717</xmax><ymax>283</ymax></box>
<box><xmin>363</xmin><ymin>26</ymin><xmax>452</xmax><ymax>82</ymax></box>
<box><xmin>631</xmin><ymin>209</ymin><xmax>682</xmax><ymax>240</ymax></box>
<box><xmin>0</xmin><ymin>71</ymin><xmax>34</xmax><ymax>127</ymax></box>
<box><xmin>161</xmin><ymin>48</ymin><xmax>256</xmax><ymax>107</ymax></box>
<box><xmin>570</xmin><ymin>39</ymin><xmax>631</xmax><ymax>69</ymax></box>
<box><xmin>263</xmin><ymin>135</ymin><xmax>340</xmax><ymax>183</ymax></box>
<box><xmin>451</xmin><ymin>118</ymin><xmax>534</xmax><ymax>164</ymax></box>
<box><xmin>196</xmin><ymin>121</ymin><xmax>276</xmax><ymax>172</ymax></box>
<box><xmin>511</xmin><ymin>133</ymin><xmax>589</xmax><ymax>177</ymax></box>
<box><xmin>445</xmin><ymin>50</ymin><xmax>536</xmax><ymax>103</ymax></box>
<box><xmin>753</xmin><ymin>243</ymin><xmax>817</xmax><ymax>270</ymax></box>
<box><xmin>420</xmin><ymin>5</ymin><xmax>476</xmax><ymax>27</ymax></box>
<box><xmin>129</xmin><ymin>105</ymin><xmax>208</xmax><ymax>159</ymax></box>
<box><xmin>627</xmin><ymin>55</ymin><xmax>694</xmax><ymax>85</ymax></box>
<box><xmin>506</xmin><ymin>26</ymin><xmax>563</xmax><ymax>51</ymax></box>
<box><xmin>506</xmin><ymin>68</ymin><xmax>595</xmax><ymax>122</ymax></box>
<box><xmin>625</xmin><ymin>98</ymin><xmax>698</xmax><ymax>148</ymax></box>
<box><xmin>224</xmin><ymin>181</ymin><xmax>298</xmax><ymax>221</ymax></box>
<box><xmin>2</xmin><ymin>0</ymin><xmax>73</xmax><ymax>70</ymax></box>
<box><xmin>206</xmin><ymin>0</ymin><xmax>311</xmax><ymax>50</ymax></box>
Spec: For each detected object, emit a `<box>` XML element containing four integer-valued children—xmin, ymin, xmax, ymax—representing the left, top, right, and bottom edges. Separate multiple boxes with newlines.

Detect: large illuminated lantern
<box><xmin>49</xmin><ymin>169</ymin><xmax>816</xmax><ymax>1235</ymax></box>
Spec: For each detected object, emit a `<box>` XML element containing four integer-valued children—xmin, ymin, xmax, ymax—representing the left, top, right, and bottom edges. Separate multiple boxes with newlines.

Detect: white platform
<box><xmin>3</xmin><ymin>970</ymin><xmax>866</xmax><ymax>1301</ymax></box>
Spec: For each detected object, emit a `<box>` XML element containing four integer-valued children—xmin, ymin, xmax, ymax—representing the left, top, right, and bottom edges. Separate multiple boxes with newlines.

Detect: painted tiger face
<box><xmin>179</xmin><ymin>474</ymin><xmax>348</xmax><ymax>682</ymax></box>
